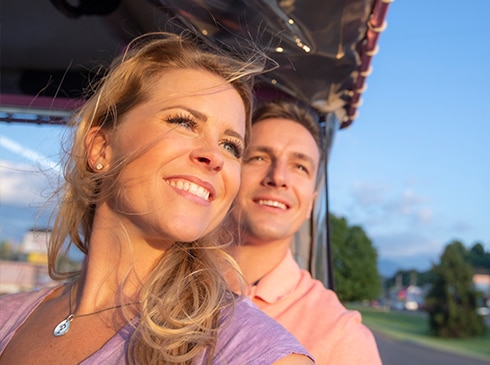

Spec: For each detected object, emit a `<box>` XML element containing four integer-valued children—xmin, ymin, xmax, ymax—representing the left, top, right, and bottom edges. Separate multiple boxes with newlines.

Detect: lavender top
<box><xmin>0</xmin><ymin>286</ymin><xmax>313</xmax><ymax>364</ymax></box>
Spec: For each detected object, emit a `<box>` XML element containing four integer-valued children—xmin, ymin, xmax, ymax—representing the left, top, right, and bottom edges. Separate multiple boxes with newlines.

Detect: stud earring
<box><xmin>95</xmin><ymin>163</ymin><xmax>104</xmax><ymax>170</ymax></box>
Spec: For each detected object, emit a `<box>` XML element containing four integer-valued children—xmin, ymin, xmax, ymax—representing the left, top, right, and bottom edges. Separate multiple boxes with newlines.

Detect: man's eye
<box><xmin>222</xmin><ymin>139</ymin><xmax>244</xmax><ymax>159</ymax></box>
<box><xmin>165</xmin><ymin>114</ymin><xmax>197</xmax><ymax>130</ymax></box>
<box><xmin>246</xmin><ymin>155</ymin><xmax>264</xmax><ymax>162</ymax></box>
<box><xmin>296</xmin><ymin>164</ymin><xmax>309</xmax><ymax>174</ymax></box>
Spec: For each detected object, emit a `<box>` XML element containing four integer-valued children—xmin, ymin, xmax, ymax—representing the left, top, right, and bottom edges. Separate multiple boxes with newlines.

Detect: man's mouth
<box><xmin>165</xmin><ymin>179</ymin><xmax>211</xmax><ymax>201</ymax></box>
<box><xmin>257</xmin><ymin>199</ymin><xmax>287</xmax><ymax>210</ymax></box>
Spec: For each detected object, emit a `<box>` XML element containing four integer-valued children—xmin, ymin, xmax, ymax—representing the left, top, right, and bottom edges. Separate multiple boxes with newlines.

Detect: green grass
<box><xmin>347</xmin><ymin>304</ymin><xmax>490</xmax><ymax>361</ymax></box>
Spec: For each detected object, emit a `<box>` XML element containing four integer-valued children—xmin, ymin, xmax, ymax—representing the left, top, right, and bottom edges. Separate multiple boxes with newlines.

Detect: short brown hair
<box><xmin>252</xmin><ymin>99</ymin><xmax>323</xmax><ymax>161</ymax></box>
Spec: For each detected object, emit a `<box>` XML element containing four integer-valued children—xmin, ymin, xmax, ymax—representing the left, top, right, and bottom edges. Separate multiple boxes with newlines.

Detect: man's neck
<box><xmin>234</xmin><ymin>237</ymin><xmax>292</xmax><ymax>286</ymax></box>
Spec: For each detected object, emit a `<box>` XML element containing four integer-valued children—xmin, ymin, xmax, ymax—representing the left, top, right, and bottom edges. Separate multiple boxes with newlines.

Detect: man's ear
<box><xmin>86</xmin><ymin>127</ymin><xmax>111</xmax><ymax>171</ymax></box>
<box><xmin>305</xmin><ymin>191</ymin><xmax>319</xmax><ymax>220</ymax></box>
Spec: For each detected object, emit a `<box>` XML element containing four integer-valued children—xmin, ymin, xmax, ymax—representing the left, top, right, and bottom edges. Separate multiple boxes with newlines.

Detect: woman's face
<box><xmin>101</xmin><ymin>69</ymin><xmax>246</xmax><ymax>244</ymax></box>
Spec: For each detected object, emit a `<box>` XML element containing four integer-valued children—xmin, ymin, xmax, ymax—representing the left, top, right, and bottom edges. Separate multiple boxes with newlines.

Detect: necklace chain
<box><xmin>68</xmin><ymin>285</ymin><xmax>139</xmax><ymax>319</ymax></box>
<box><xmin>53</xmin><ymin>284</ymin><xmax>140</xmax><ymax>337</ymax></box>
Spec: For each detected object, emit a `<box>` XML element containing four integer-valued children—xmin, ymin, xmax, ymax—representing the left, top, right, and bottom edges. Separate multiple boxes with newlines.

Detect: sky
<box><xmin>0</xmin><ymin>0</ymin><xmax>489</xmax><ymax>276</ymax></box>
<box><xmin>328</xmin><ymin>0</ymin><xmax>490</xmax><ymax>274</ymax></box>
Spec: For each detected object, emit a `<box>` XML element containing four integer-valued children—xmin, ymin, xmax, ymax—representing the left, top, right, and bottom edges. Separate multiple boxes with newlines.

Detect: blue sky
<box><xmin>1</xmin><ymin>0</ymin><xmax>489</xmax><ymax>274</ymax></box>
<box><xmin>328</xmin><ymin>0</ymin><xmax>490</xmax><ymax>273</ymax></box>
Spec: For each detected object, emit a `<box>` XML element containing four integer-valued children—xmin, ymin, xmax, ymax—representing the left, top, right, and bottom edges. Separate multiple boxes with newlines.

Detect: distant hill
<box><xmin>378</xmin><ymin>256</ymin><xmax>435</xmax><ymax>278</ymax></box>
<box><xmin>378</xmin><ymin>258</ymin><xmax>401</xmax><ymax>277</ymax></box>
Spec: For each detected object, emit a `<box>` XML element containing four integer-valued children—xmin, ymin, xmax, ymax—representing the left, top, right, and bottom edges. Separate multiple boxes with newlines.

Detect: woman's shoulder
<box><xmin>212</xmin><ymin>297</ymin><xmax>313</xmax><ymax>364</ymax></box>
<box><xmin>0</xmin><ymin>286</ymin><xmax>59</xmax><ymax>334</ymax></box>
<box><xmin>0</xmin><ymin>285</ymin><xmax>55</xmax><ymax>306</ymax></box>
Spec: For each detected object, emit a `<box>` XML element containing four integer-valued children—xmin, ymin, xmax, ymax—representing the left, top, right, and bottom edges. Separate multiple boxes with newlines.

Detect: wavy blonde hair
<box><xmin>47</xmin><ymin>32</ymin><xmax>265</xmax><ymax>364</ymax></box>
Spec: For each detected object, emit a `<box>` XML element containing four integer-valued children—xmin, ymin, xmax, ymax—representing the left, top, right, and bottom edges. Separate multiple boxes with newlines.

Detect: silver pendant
<box><xmin>53</xmin><ymin>314</ymin><xmax>74</xmax><ymax>336</ymax></box>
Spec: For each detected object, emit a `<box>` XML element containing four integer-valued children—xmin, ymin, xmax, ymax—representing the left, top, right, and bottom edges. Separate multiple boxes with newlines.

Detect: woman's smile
<box><xmin>164</xmin><ymin>177</ymin><xmax>214</xmax><ymax>203</ymax></box>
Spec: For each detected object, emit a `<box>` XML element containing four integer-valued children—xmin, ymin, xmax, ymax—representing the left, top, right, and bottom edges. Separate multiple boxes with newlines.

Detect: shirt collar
<box><xmin>249</xmin><ymin>249</ymin><xmax>302</xmax><ymax>303</ymax></box>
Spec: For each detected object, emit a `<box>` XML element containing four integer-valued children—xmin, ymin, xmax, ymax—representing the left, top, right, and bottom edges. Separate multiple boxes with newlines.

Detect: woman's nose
<box><xmin>190</xmin><ymin>142</ymin><xmax>225</xmax><ymax>172</ymax></box>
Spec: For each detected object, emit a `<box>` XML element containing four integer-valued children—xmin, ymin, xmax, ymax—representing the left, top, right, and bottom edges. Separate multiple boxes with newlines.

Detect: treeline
<box><xmin>385</xmin><ymin>241</ymin><xmax>490</xmax><ymax>288</ymax></box>
<box><xmin>329</xmin><ymin>213</ymin><xmax>380</xmax><ymax>302</ymax></box>
<box><xmin>426</xmin><ymin>241</ymin><xmax>487</xmax><ymax>337</ymax></box>
<box><xmin>328</xmin><ymin>213</ymin><xmax>488</xmax><ymax>339</ymax></box>
<box><xmin>385</xmin><ymin>240</ymin><xmax>489</xmax><ymax>338</ymax></box>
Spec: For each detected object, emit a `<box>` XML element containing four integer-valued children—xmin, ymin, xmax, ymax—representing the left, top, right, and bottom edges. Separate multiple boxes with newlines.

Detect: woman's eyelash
<box><xmin>222</xmin><ymin>138</ymin><xmax>244</xmax><ymax>159</ymax></box>
<box><xmin>165</xmin><ymin>113</ymin><xmax>243</xmax><ymax>158</ymax></box>
<box><xmin>165</xmin><ymin>113</ymin><xmax>197</xmax><ymax>129</ymax></box>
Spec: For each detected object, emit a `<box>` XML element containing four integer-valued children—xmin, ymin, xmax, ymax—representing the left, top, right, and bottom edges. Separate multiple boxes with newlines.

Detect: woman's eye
<box><xmin>165</xmin><ymin>114</ymin><xmax>197</xmax><ymax>130</ymax></box>
<box><xmin>221</xmin><ymin>139</ymin><xmax>244</xmax><ymax>159</ymax></box>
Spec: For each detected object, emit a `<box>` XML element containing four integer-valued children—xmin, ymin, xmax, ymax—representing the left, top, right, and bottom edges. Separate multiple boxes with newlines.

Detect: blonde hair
<box><xmin>48</xmin><ymin>32</ymin><xmax>265</xmax><ymax>364</ymax></box>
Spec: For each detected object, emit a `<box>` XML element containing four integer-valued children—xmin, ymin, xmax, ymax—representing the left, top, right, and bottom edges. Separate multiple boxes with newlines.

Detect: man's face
<box><xmin>234</xmin><ymin>118</ymin><xmax>320</xmax><ymax>245</ymax></box>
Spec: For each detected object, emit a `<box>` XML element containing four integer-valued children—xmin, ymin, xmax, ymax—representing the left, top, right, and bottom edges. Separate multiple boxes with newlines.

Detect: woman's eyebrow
<box><xmin>161</xmin><ymin>105</ymin><xmax>244</xmax><ymax>141</ymax></box>
<box><xmin>160</xmin><ymin>105</ymin><xmax>208</xmax><ymax>121</ymax></box>
<box><xmin>224</xmin><ymin>128</ymin><xmax>244</xmax><ymax>141</ymax></box>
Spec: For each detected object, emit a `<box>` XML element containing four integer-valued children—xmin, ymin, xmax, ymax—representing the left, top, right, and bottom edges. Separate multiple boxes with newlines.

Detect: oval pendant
<box><xmin>53</xmin><ymin>317</ymin><xmax>72</xmax><ymax>336</ymax></box>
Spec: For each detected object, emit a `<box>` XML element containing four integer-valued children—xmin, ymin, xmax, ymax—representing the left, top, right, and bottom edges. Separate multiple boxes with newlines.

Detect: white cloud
<box><xmin>0</xmin><ymin>159</ymin><xmax>55</xmax><ymax>206</ymax></box>
<box><xmin>331</xmin><ymin>180</ymin><xmax>449</xmax><ymax>270</ymax></box>
<box><xmin>415</xmin><ymin>207</ymin><xmax>432</xmax><ymax>224</ymax></box>
<box><xmin>346</xmin><ymin>182</ymin><xmax>433</xmax><ymax>232</ymax></box>
<box><xmin>0</xmin><ymin>135</ymin><xmax>60</xmax><ymax>172</ymax></box>
<box><xmin>374</xmin><ymin>231</ymin><xmax>442</xmax><ymax>258</ymax></box>
<box><xmin>351</xmin><ymin>181</ymin><xmax>389</xmax><ymax>206</ymax></box>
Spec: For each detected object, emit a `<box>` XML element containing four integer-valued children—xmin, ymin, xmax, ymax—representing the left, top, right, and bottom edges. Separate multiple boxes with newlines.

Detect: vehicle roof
<box><xmin>0</xmin><ymin>0</ymin><xmax>391</xmax><ymax>128</ymax></box>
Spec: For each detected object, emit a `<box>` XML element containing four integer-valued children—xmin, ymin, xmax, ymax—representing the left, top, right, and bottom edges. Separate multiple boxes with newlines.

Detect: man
<box><xmin>232</xmin><ymin>99</ymin><xmax>382</xmax><ymax>364</ymax></box>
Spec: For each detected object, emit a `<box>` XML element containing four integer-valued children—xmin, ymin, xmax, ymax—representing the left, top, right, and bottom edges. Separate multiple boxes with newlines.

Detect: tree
<box><xmin>0</xmin><ymin>240</ymin><xmax>17</xmax><ymax>260</ymax></box>
<box><xmin>469</xmin><ymin>242</ymin><xmax>490</xmax><ymax>270</ymax></box>
<box><xmin>329</xmin><ymin>214</ymin><xmax>380</xmax><ymax>302</ymax></box>
<box><xmin>385</xmin><ymin>269</ymin><xmax>434</xmax><ymax>288</ymax></box>
<box><xmin>425</xmin><ymin>240</ymin><xmax>485</xmax><ymax>338</ymax></box>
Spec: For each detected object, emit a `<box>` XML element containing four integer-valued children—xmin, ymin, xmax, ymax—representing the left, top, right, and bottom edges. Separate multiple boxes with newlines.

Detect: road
<box><xmin>374</xmin><ymin>331</ymin><xmax>490</xmax><ymax>365</ymax></box>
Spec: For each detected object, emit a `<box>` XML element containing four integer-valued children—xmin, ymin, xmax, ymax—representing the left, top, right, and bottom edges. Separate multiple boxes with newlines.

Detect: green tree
<box><xmin>385</xmin><ymin>269</ymin><xmax>435</xmax><ymax>288</ymax></box>
<box><xmin>329</xmin><ymin>214</ymin><xmax>380</xmax><ymax>302</ymax></box>
<box><xmin>469</xmin><ymin>242</ymin><xmax>490</xmax><ymax>269</ymax></box>
<box><xmin>426</xmin><ymin>240</ymin><xmax>485</xmax><ymax>338</ymax></box>
<box><xmin>0</xmin><ymin>240</ymin><xmax>17</xmax><ymax>260</ymax></box>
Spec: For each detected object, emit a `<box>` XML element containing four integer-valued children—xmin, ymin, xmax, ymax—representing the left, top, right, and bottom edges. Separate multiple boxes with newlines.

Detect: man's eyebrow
<box><xmin>291</xmin><ymin>151</ymin><xmax>316</xmax><ymax>167</ymax></box>
<box><xmin>249</xmin><ymin>146</ymin><xmax>315</xmax><ymax>166</ymax></box>
<box><xmin>248</xmin><ymin>146</ymin><xmax>273</xmax><ymax>154</ymax></box>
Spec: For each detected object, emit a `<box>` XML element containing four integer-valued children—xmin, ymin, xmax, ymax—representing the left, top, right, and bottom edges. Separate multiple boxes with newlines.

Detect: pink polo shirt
<box><xmin>247</xmin><ymin>250</ymin><xmax>382</xmax><ymax>365</ymax></box>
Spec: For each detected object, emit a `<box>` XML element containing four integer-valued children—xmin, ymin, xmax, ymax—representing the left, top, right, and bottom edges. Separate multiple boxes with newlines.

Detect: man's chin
<box><xmin>244</xmin><ymin>225</ymin><xmax>292</xmax><ymax>244</ymax></box>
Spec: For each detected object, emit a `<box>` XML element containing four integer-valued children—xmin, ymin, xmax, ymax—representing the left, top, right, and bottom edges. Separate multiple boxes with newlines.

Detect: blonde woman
<box><xmin>0</xmin><ymin>33</ymin><xmax>314</xmax><ymax>365</ymax></box>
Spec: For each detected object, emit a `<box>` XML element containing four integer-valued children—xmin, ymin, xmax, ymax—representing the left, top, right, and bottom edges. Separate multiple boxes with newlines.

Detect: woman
<box><xmin>0</xmin><ymin>33</ymin><xmax>314</xmax><ymax>364</ymax></box>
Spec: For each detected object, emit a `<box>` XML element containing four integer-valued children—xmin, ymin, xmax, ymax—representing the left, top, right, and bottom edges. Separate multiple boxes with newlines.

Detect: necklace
<box><xmin>53</xmin><ymin>285</ymin><xmax>140</xmax><ymax>337</ymax></box>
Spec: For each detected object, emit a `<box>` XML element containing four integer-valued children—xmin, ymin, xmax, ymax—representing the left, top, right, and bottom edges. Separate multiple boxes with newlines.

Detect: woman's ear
<box><xmin>86</xmin><ymin>127</ymin><xmax>111</xmax><ymax>171</ymax></box>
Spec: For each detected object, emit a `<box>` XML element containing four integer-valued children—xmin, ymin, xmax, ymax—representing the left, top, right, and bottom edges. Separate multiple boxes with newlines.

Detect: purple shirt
<box><xmin>0</xmin><ymin>286</ymin><xmax>313</xmax><ymax>364</ymax></box>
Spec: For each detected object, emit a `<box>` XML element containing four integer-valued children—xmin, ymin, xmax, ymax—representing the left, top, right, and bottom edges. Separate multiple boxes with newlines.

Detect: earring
<box><xmin>95</xmin><ymin>163</ymin><xmax>104</xmax><ymax>170</ymax></box>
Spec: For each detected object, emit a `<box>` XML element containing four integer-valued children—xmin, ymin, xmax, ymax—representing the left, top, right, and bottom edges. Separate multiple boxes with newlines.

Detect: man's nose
<box><xmin>262</xmin><ymin>161</ymin><xmax>288</xmax><ymax>188</ymax></box>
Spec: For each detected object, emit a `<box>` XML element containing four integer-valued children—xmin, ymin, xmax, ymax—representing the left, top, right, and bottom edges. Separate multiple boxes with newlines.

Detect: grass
<box><xmin>347</xmin><ymin>304</ymin><xmax>490</xmax><ymax>361</ymax></box>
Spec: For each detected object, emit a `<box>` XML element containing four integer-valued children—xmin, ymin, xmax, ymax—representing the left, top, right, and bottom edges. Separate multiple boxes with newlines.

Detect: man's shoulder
<box><xmin>296</xmin><ymin>269</ymin><xmax>342</xmax><ymax>302</ymax></box>
<box><xmin>267</xmin><ymin>273</ymin><xmax>381</xmax><ymax>364</ymax></box>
